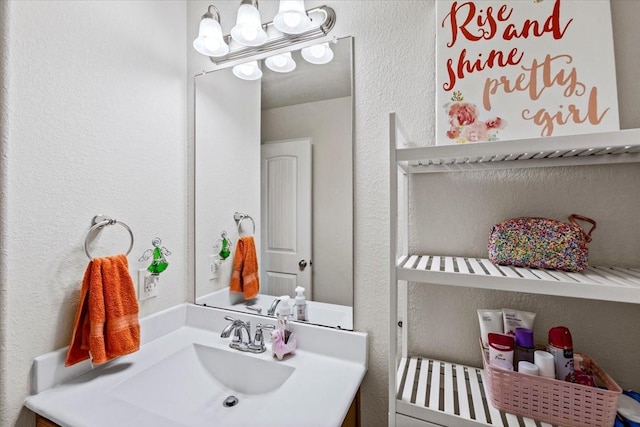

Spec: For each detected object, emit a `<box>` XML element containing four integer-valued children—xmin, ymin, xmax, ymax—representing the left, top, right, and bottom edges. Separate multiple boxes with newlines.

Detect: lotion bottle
<box><xmin>294</xmin><ymin>286</ymin><xmax>308</xmax><ymax>321</ymax></box>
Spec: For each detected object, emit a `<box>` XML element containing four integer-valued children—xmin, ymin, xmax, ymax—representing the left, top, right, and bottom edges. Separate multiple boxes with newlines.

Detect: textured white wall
<box><xmin>262</xmin><ymin>96</ymin><xmax>353</xmax><ymax>306</ymax></box>
<box><xmin>1</xmin><ymin>1</ymin><xmax>188</xmax><ymax>426</ymax></box>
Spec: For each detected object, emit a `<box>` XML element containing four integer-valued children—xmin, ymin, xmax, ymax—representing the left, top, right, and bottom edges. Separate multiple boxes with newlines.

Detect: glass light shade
<box><xmin>273</xmin><ymin>0</ymin><xmax>311</xmax><ymax>34</ymax></box>
<box><xmin>193</xmin><ymin>17</ymin><xmax>229</xmax><ymax>57</ymax></box>
<box><xmin>231</xmin><ymin>4</ymin><xmax>267</xmax><ymax>47</ymax></box>
<box><xmin>301</xmin><ymin>42</ymin><xmax>333</xmax><ymax>64</ymax></box>
<box><xmin>232</xmin><ymin>61</ymin><xmax>263</xmax><ymax>80</ymax></box>
<box><xmin>265</xmin><ymin>52</ymin><xmax>296</xmax><ymax>73</ymax></box>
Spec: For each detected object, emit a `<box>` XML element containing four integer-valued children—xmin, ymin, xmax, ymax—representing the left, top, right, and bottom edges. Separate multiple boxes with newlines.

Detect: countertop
<box><xmin>25</xmin><ymin>304</ymin><xmax>367</xmax><ymax>427</ymax></box>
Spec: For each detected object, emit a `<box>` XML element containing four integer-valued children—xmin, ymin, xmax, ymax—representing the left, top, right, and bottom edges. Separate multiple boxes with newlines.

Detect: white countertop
<box><xmin>25</xmin><ymin>304</ymin><xmax>367</xmax><ymax>427</ymax></box>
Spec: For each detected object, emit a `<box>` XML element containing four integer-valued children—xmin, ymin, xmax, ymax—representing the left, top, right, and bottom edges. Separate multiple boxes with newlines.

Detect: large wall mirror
<box><xmin>194</xmin><ymin>37</ymin><xmax>354</xmax><ymax>330</ymax></box>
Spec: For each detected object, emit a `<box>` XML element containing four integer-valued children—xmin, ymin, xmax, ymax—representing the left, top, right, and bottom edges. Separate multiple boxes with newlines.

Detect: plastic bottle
<box><xmin>294</xmin><ymin>286</ymin><xmax>308</xmax><ymax>321</ymax></box>
<box><xmin>276</xmin><ymin>296</ymin><xmax>293</xmax><ymax>343</ymax></box>
<box><xmin>488</xmin><ymin>333</ymin><xmax>515</xmax><ymax>369</ymax></box>
<box><xmin>548</xmin><ymin>326</ymin><xmax>575</xmax><ymax>382</ymax></box>
<box><xmin>514</xmin><ymin>327</ymin><xmax>535</xmax><ymax>370</ymax></box>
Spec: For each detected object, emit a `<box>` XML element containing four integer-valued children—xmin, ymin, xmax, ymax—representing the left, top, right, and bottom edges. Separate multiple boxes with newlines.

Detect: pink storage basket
<box><xmin>480</xmin><ymin>341</ymin><xmax>621</xmax><ymax>426</ymax></box>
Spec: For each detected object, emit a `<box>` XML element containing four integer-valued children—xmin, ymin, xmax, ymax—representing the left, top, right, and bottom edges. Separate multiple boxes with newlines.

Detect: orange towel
<box><xmin>229</xmin><ymin>236</ymin><xmax>260</xmax><ymax>299</ymax></box>
<box><xmin>65</xmin><ymin>254</ymin><xmax>140</xmax><ymax>367</ymax></box>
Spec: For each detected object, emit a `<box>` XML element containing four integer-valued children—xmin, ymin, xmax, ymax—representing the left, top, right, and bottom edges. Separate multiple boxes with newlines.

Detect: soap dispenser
<box><xmin>272</xmin><ymin>296</ymin><xmax>297</xmax><ymax>360</ymax></box>
<box><xmin>294</xmin><ymin>286</ymin><xmax>308</xmax><ymax>321</ymax></box>
<box><xmin>276</xmin><ymin>296</ymin><xmax>292</xmax><ymax>336</ymax></box>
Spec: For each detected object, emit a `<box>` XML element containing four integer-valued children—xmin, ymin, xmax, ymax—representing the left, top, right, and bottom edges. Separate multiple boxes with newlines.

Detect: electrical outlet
<box><xmin>138</xmin><ymin>268</ymin><xmax>159</xmax><ymax>301</ymax></box>
<box><xmin>209</xmin><ymin>255</ymin><xmax>221</xmax><ymax>280</ymax></box>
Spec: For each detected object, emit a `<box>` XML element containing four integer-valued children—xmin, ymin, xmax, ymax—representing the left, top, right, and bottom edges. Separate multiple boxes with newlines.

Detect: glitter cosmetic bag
<box><xmin>488</xmin><ymin>214</ymin><xmax>597</xmax><ymax>272</ymax></box>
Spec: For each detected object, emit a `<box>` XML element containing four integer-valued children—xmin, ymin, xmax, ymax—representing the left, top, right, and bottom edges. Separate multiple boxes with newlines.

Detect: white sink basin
<box><xmin>192</xmin><ymin>343</ymin><xmax>294</xmax><ymax>394</ymax></box>
<box><xmin>109</xmin><ymin>343</ymin><xmax>295</xmax><ymax>425</ymax></box>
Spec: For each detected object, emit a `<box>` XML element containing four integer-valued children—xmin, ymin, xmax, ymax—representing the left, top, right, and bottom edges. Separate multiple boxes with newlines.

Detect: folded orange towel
<box><xmin>65</xmin><ymin>254</ymin><xmax>140</xmax><ymax>367</ymax></box>
<box><xmin>230</xmin><ymin>236</ymin><xmax>260</xmax><ymax>299</ymax></box>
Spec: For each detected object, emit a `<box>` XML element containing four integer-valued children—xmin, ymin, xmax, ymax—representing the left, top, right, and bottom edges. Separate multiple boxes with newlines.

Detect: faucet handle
<box><xmin>252</xmin><ymin>323</ymin><xmax>276</xmax><ymax>350</ymax></box>
<box><xmin>256</xmin><ymin>323</ymin><xmax>275</xmax><ymax>333</ymax></box>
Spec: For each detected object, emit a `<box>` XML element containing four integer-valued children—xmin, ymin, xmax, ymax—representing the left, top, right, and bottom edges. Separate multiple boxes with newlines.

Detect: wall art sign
<box><xmin>436</xmin><ymin>0</ymin><xmax>619</xmax><ymax>145</ymax></box>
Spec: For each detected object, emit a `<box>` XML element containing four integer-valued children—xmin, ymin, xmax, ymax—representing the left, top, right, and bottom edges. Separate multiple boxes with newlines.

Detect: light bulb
<box><xmin>283</xmin><ymin>12</ymin><xmax>301</xmax><ymax>28</ymax></box>
<box><xmin>232</xmin><ymin>61</ymin><xmax>262</xmax><ymax>80</ymax></box>
<box><xmin>231</xmin><ymin>2</ymin><xmax>267</xmax><ymax>46</ymax></box>
<box><xmin>240</xmin><ymin>64</ymin><xmax>254</xmax><ymax>76</ymax></box>
<box><xmin>273</xmin><ymin>56</ymin><xmax>287</xmax><ymax>67</ymax></box>
<box><xmin>240</xmin><ymin>26</ymin><xmax>258</xmax><ymax>42</ymax></box>
<box><xmin>193</xmin><ymin>13</ymin><xmax>229</xmax><ymax>57</ymax></box>
<box><xmin>301</xmin><ymin>42</ymin><xmax>333</xmax><ymax>65</ymax></box>
<box><xmin>309</xmin><ymin>44</ymin><xmax>325</xmax><ymax>58</ymax></box>
<box><xmin>273</xmin><ymin>0</ymin><xmax>311</xmax><ymax>34</ymax></box>
<box><xmin>265</xmin><ymin>52</ymin><xmax>296</xmax><ymax>73</ymax></box>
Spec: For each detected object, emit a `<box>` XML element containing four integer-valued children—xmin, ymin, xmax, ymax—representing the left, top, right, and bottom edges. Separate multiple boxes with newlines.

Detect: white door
<box><xmin>261</xmin><ymin>139</ymin><xmax>312</xmax><ymax>299</ymax></box>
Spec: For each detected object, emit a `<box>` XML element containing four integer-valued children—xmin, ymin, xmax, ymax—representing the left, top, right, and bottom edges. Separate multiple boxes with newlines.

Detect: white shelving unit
<box><xmin>388</xmin><ymin>112</ymin><xmax>640</xmax><ymax>427</ymax></box>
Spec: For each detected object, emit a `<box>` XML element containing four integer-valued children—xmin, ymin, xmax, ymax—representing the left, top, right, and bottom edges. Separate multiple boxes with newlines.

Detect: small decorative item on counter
<box><xmin>548</xmin><ymin>326</ymin><xmax>576</xmax><ymax>382</ymax></box>
<box><xmin>487</xmin><ymin>214</ymin><xmax>597</xmax><ymax>272</ymax></box>
<box><xmin>477</xmin><ymin>309</ymin><xmax>503</xmax><ymax>348</ymax></box>
<box><xmin>502</xmin><ymin>308</ymin><xmax>536</xmax><ymax>337</ymax></box>
<box><xmin>488</xmin><ymin>333</ymin><xmax>515</xmax><ymax>370</ymax></box>
<box><xmin>138</xmin><ymin>237</ymin><xmax>171</xmax><ymax>274</ymax></box>
<box><xmin>271</xmin><ymin>296</ymin><xmax>296</xmax><ymax>360</ymax></box>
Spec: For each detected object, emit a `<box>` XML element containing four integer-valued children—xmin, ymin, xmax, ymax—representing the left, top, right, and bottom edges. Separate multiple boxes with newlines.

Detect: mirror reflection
<box><xmin>194</xmin><ymin>37</ymin><xmax>354</xmax><ymax>329</ymax></box>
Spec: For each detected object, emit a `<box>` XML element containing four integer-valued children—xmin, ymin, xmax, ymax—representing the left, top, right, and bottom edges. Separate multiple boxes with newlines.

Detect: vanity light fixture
<box><xmin>265</xmin><ymin>52</ymin><xmax>296</xmax><ymax>73</ymax></box>
<box><xmin>301</xmin><ymin>41</ymin><xmax>334</xmax><ymax>65</ymax></box>
<box><xmin>273</xmin><ymin>0</ymin><xmax>312</xmax><ymax>35</ymax></box>
<box><xmin>230</xmin><ymin>0</ymin><xmax>268</xmax><ymax>47</ymax></box>
<box><xmin>193</xmin><ymin>5</ymin><xmax>229</xmax><ymax>57</ymax></box>
<box><xmin>193</xmin><ymin>5</ymin><xmax>335</xmax><ymax>66</ymax></box>
<box><xmin>232</xmin><ymin>60</ymin><xmax>263</xmax><ymax>80</ymax></box>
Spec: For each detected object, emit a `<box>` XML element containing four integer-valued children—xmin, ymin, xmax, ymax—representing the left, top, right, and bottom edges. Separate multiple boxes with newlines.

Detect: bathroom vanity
<box><xmin>388</xmin><ymin>112</ymin><xmax>640</xmax><ymax>426</ymax></box>
<box><xmin>26</xmin><ymin>304</ymin><xmax>367</xmax><ymax>427</ymax></box>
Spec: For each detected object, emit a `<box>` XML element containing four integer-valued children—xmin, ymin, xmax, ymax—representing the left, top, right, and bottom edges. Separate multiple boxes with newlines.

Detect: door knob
<box><xmin>298</xmin><ymin>260</ymin><xmax>307</xmax><ymax>270</ymax></box>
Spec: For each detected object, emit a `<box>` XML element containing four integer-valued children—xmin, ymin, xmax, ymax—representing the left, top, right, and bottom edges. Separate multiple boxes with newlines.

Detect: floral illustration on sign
<box><xmin>443</xmin><ymin>91</ymin><xmax>506</xmax><ymax>144</ymax></box>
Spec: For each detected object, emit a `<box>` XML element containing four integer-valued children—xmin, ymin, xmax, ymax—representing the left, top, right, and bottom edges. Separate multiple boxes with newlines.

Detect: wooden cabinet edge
<box><xmin>36</xmin><ymin>389</ymin><xmax>361</xmax><ymax>427</ymax></box>
<box><xmin>342</xmin><ymin>388</ymin><xmax>361</xmax><ymax>427</ymax></box>
<box><xmin>36</xmin><ymin>414</ymin><xmax>60</xmax><ymax>427</ymax></box>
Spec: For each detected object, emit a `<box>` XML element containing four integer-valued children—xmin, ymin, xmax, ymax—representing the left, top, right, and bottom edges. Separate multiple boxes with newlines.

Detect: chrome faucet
<box><xmin>221</xmin><ymin>316</ymin><xmax>251</xmax><ymax>351</ymax></box>
<box><xmin>221</xmin><ymin>316</ymin><xmax>275</xmax><ymax>353</ymax></box>
<box><xmin>267</xmin><ymin>298</ymin><xmax>281</xmax><ymax>316</ymax></box>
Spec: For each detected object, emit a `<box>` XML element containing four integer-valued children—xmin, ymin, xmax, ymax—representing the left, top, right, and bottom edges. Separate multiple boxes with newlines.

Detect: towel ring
<box><xmin>84</xmin><ymin>215</ymin><xmax>135</xmax><ymax>260</ymax></box>
<box><xmin>234</xmin><ymin>212</ymin><xmax>255</xmax><ymax>236</ymax></box>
